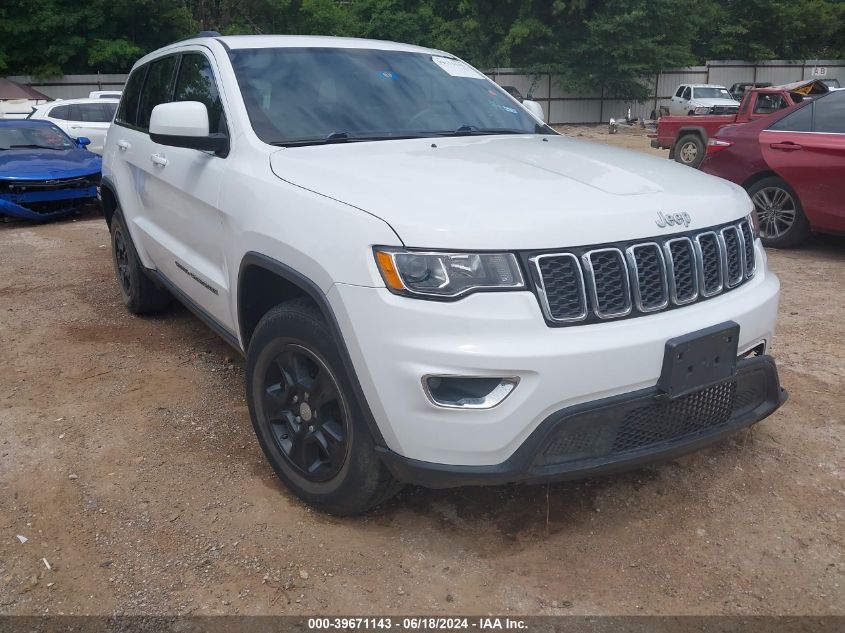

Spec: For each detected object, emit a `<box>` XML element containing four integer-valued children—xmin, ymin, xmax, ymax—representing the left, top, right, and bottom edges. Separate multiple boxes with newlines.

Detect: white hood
<box><xmin>692</xmin><ymin>98</ymin><xmax>740</xmax><ymax>108</ymax></box>
<box><xmin>269</xmin><ymin>134</ymin><xmax>749</xmax><ymax>250</ymax></box>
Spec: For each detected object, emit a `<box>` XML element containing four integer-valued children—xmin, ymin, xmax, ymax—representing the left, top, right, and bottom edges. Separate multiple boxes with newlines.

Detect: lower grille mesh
<box><xmin>536</xmin><ymin>379</ymin><xmax>760</xmax><ymax>467</ymax></box>
<box><xmin>611</xmin><ymin>382</ymin><xmax>736</xmax><ymax>453</ymax></box>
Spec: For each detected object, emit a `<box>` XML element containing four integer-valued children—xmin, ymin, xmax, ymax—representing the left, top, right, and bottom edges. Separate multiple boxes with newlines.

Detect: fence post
<box><xmin>653</xmin><ymin>72</ymin><xmax>659</xmax><ymax>118</ymax></box>
<box><xmin>599</xmin><ymin>85</ymin><xmax>604</xmax><ymax>123</ymax></box>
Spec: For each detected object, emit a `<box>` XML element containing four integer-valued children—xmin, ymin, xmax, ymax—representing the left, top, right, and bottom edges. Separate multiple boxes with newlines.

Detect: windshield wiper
<box><xmin>271</xmin><ymin>131</ymin><xmax>430</xmax><ymax>148</ymax></box>
<box><xmin>434</xmin><ymin>125</ymin><xmax>529</xmax><ymax>137</ymax></box>
<box><xmin>9</xmin><ymin>144</ymin><xmax>63</xmax><ymax>150</ymax></box>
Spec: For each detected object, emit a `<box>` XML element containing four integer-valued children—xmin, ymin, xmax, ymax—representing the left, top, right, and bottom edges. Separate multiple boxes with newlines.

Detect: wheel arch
<box><xmin>741</xmin><ymin>170</ymin><xmax>781</xmax><ymax>192</ymax></box>
<box><xmin>99</xmin><ymin>176</ymin><xmax>119</xmax><ymax>227</ymax></box>
<box><xmin>236</xmin><ymin>252</ymin><xmax>387</xmax><ymax>447</ymax></box>
<box><xmin>675</xmin><ymin>127</ymin><xmax>708</xmax><ymax>146</ymax></box>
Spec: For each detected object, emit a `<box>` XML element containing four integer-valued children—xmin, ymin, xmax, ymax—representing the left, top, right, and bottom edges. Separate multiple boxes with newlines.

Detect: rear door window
<box><xmin>174</xmin><ymin>53</ymin><xmax>225</xmax><ymax>133</ymax></box>
<box><xmin>75</xmin><ymin>103</ymin><xmax>115</xmax><ymax>122</ymax></box>
<box><xmin>812</xmin><ymin>91</ymin><xmax>845</xmax><ymax>133</ymax></box>
<box><xmin>116</xmin><ymin>66</ymin><xmax>147</xmax><ymax>128</ymax></box>
<box><xmin>137</xmin><ymin>56</ymin><xmax>178</xmax><ymax>131</ymax></box>
<box><xmin>767</xmin><ymin>103</ymin><xmax>814</xmax><ymax>132</ymax></box>
<box><xmin>675</xmin><ymin>86</ymin><xmax>685</xmax><ymax>98</ymax></box>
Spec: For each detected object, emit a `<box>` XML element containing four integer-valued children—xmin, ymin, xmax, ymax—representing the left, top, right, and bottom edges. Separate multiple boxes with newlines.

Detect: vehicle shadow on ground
<box><xmin>360</xmin><ymin>433</ymin><xmax>755</xmax><ymax>548</ymax></box>
<box><xmin>0</xmin><ymin>207</ymin><xmax>101</xmax><ymax>231</ymax></box>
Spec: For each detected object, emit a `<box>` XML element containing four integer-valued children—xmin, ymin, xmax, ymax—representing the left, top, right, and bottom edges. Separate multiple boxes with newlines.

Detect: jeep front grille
<box><xmin>530</xmin><ymin>218</ymin><xmax>756</xmax><ymax>326</ymax></box>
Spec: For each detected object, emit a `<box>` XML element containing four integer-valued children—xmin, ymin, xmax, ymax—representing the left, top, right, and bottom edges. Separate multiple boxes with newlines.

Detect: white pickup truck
<box><xmin>669</xmin><ymin>84</ymin><xmax>741</xmax><ymax>116</ymax></box>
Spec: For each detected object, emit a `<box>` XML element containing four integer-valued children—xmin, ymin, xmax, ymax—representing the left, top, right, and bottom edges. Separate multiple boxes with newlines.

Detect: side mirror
<box><xmin>149</xmin><ymin>101</ymin><xmax>228</xmax><ymax>155</ymax></box>
<box><xmin>521</xmin><ymin>100</ymin><xmax>546</xmax><ymax>123</ymax></box>
<box><xmin>76</xmin><ymin>137</ymin><xmax>91</xmax><ymax>148</ymax></box>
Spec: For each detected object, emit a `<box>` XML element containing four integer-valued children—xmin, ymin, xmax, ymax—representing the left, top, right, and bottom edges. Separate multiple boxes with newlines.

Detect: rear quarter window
<box><xmin>49</xmin><ymin>105</ymin><xmax>71</xmax><ymax>120</ymax></box>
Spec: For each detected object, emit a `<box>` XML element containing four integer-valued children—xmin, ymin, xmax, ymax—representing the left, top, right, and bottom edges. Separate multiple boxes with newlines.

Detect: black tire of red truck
<box><xmin>674</xmin><ymin>134</ymin><xmax>706</xmax><ymax>169</ymax></box>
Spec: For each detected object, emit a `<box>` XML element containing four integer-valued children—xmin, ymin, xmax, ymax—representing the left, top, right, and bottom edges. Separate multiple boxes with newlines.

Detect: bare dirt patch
<box><xmin>1</xmin><ymin>134</ymin><xmax>843</xmax><ymax>616</ymax></box>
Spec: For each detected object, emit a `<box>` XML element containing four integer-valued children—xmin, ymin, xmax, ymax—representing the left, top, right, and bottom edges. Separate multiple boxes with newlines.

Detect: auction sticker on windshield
<box><xmin>431</xmin><ymin>56</ymin><xmax>485</xmax><ymax>79</ymax></box>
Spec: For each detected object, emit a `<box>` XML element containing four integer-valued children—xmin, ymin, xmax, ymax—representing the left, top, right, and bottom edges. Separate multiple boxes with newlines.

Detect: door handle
<box><xmin>117</xmin><ymin>140</ymin><xmax>130</xmax><ymax>151</ymax></box>
<box><xmin>150</xmin><ymin>153</ymin><xmax>168</xmax><ymax>167</ymax></box>
<box><xmin>770</xmin><ymin>142</ymin><xmax>803</xmax><ymax>152</ymax></box>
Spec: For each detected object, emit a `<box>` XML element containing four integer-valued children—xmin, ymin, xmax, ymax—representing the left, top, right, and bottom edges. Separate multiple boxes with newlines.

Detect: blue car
<box><xmin>0</xmin><ymin>119</ymin><xmax>101</xmax><ymax>221</ymax></box>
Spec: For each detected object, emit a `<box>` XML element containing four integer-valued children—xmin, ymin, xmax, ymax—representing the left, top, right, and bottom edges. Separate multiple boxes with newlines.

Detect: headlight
<box><xmin>694</xmin><ymin>106</ymin><xmax>711</xmax><ymax>115</ymax></box>
<box><xmin>374</xmin><ymin>249</ymin><xmax>525</xmax><ymax>299</ymax></box>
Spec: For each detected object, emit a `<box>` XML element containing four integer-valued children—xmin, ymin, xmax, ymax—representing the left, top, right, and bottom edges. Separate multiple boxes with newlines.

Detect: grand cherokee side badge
<box><xmin>656</xmin><ymin>211</ymin><xmax>691</xmax><ymax>228</ymax></box>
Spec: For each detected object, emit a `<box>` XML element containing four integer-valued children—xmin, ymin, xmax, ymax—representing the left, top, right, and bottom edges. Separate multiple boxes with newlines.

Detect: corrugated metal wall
<box><xmin>6</xmin><ymin>59</ymin><xmax>845</xmax><ymax>124</ymax></box>
<box><xmin>489</xmin><ymin>60</ymin><xmax>845</xmax><ymax>124</ymax></box>
<box><xmin>6</xmin><ymin>74</ymin><xmax>127</xmax><ymax>100</ymax></box>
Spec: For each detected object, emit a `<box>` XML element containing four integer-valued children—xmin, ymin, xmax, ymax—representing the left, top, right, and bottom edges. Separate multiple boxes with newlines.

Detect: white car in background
<box><xmin>89</xmin><ymin>90</ymin><xmax>123</xmax><ymax>99</ymax></box>
<box><xmin>28</xmin><ymin>98</ymin><xmax>119</xmax><ymax>154</ymax></box>
<box><xmin>668</xmin><ymin>84</ymin><xmax>740</xmax><ymax>116</ymax></box>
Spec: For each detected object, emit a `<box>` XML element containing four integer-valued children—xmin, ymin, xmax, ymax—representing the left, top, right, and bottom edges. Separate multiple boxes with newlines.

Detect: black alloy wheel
<box><xmin>262</xmin><ymin>343</ymin><xmax>350</xmax><ymax>482</ymax></box>
<box><xmin>112</xmin><ymin>227</ymin><xmax>132</xmax><ymax>295</ymax></box>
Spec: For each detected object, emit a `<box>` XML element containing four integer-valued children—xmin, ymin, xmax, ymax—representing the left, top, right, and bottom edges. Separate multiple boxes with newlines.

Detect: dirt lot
<box><xmin>1</xmin><ymin>126</ymin><xmax>844</xmax><ymax>616</ymax></box>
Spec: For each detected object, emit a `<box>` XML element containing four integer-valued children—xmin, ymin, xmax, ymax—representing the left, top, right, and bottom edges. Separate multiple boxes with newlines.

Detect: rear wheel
<box><xmin>747</xmin><ymin>177</ymin><xmax>810</xmax><ymax>248</ymax></box>
<box><xmin>110</xmin><ymin>211</ymin><xmax>171</xmax><ymax>314</ymax></box>
<box><xmin>246</xmin><ymin>299</ymin><xmax>401</xmax><ymax>515</ymax></box>
<box><xmin>674</xmin><ymin>134</ymin><xmax>705</xmax><ymax>168</ymax></box>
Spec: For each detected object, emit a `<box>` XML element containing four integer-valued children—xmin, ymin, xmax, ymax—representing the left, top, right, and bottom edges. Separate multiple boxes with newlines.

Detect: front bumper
<box><xmin>0</xmin><ymin>185</ymin><xmax>98</xmax><ymax>221</ymax></box>
<box><xmin>378</xmin><ymin>355</ymin><xmax>786</xmax><ymax>488</ymax></box>
<box><xmin>329</xmin><ymin>252</ymin><xmax>780</xmax><ymax>467</ymax></box>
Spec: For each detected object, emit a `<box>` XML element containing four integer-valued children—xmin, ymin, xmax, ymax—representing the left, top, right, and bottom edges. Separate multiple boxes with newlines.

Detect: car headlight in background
<box><xmin>374</xmin><ymin>249</ymin><xmax>525</xmax><ymax>299</ymax></box>
<box><xmin>694</xmin><ymin>106</ymin><xmax>711</xmax><ymax>115</ymax></box>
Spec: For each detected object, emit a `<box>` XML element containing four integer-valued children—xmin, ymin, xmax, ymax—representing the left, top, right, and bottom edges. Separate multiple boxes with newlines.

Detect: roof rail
<box><xmin>196</xmin><ymin>30</ymin><xmax>222</xmax><ymax>38</ymax></box>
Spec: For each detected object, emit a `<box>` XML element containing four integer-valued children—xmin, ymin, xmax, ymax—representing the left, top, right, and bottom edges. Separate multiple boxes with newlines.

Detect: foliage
<box><xmin>2</xmin><ymin>0</ymin><xmax>844</xmax><ymax>97</ymax></box>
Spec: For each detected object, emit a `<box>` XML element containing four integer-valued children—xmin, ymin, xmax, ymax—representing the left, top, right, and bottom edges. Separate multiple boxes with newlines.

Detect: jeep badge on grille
<box><xmin>656</xmin><ymin>211</ymin><xmax>692</xmax><ymax>228</ymax></box>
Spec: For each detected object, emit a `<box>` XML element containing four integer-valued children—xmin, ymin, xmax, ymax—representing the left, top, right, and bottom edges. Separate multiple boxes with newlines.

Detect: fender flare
<box><xmin>237</xmin><ymin>252</ymin><xmax>388</xmax><ymax>447</ymax></box>
<box><xmin>99</xmin><ymin>175</ymin><xmax>120</xmax><ymax>226</ymax></box>
<box><xmin>674</xmin><ymin>126</ymin><xmax>709</xmax><ymax>147</ymax></box>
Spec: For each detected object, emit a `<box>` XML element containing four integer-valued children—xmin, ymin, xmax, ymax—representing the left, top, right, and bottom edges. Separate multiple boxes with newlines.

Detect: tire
<box><xmin>109</xmin><ymin>210</ymin><xmax>171</xmax><ymax>314</ymax></box>
<box><xmin>245</xmin><ymin>299</ymin><xmax>402</xmax><ymax>515</ymax></box>
<box><xmin>674</xmin><ymin>134</ymin><xmax>705</xmax><ymax>168</ymax></box>
<box><xmin>747</xmin><ymin>176</ymin><xmax>810</xmax><ymax>248</ymax></box>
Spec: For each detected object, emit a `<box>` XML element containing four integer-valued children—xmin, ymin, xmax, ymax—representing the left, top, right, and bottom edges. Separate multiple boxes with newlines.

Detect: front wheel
<box><xmin>747</xmin><ymin>177</ymin><xmax>810</xmax><ymax>248</ymax></box>
<box><xmin>245</xmin><ymin>299</ymin><xmax>401</xmax><ymax>515</ymax></box>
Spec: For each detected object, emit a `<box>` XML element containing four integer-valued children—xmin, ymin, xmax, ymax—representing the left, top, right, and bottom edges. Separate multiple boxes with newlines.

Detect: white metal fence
<box><xmin>488</xmin><ymin>59</ymin><xmax>845</xmax><ymax>124</ymax></box>
<box><xmin>6</xmin><ymin>73</ymin><xmax>128</xmax><ymax>100</ymax></box>
<box><xmin>7</xmin><ymin>59</ymin><xmax>845</xmax><ymax>124</ymax></box>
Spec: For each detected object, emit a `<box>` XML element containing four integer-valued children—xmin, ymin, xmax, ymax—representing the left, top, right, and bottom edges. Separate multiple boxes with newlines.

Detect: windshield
<box><xmin>0</xmin><ymin>123</ymin><xmax>75</xmax><ymax>150</ymax></box>
<box><xmin>229</xmin><ymin>47</ymin><xmax>550</xmax><ymax>146</ymax></box>
<box><xmin>693</xmin><ymin>87</ymin><xmax>732</xmax><ymax>100</ymax></box>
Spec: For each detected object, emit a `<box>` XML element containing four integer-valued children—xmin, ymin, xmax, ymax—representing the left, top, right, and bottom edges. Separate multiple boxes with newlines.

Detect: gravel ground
<box><xmin>1</xmin><ymin>126</ymin><xmax>843</xmax><ymax>616</ymax></box>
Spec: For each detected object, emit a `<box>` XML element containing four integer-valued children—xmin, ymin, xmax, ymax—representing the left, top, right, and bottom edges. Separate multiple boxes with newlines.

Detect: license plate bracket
<box><xmin>657</xmin><ymin>322</ymin><xmax>740</xmax><ymax>399</ymax></box>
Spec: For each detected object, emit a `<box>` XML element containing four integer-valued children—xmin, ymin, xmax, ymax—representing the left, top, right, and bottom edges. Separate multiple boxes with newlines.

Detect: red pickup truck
<box><xmin>650</xmin><ymin>84</ymin><xmax>820</xmax><ymax>168</ymax></box>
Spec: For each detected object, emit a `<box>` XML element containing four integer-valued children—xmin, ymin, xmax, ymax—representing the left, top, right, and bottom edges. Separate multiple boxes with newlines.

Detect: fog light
<box><xmin>422</xmin><ymin>375</ymin><xmax>519</xmax><ymax>409</ymax></box>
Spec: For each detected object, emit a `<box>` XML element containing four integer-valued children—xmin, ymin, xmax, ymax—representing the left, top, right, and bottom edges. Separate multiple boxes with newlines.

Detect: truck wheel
<box><xmin>747</xmin><ymin>177</ymin><xmax>810</xmax><ymax>248</ymax></box>
<box><xmin>246</xmin><ymin>299</ymin><xmax>402</xmax><ymax>516</ymax></box>
<box><xmin>674</xmin><ymin>134</ymin><xmax>705</xmax><ymax>168</ymax></box>
<box><xmin>110</xmin><ymin>210</ymin><xmax>171</xmax><ymax>314</ymax></box>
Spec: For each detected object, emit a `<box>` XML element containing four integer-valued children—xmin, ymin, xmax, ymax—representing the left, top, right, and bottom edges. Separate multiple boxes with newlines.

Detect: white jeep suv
<box><xmin>101</xmin><ymin>34</ymin><xmax>786</xmax><ymax>515</ymax></box>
